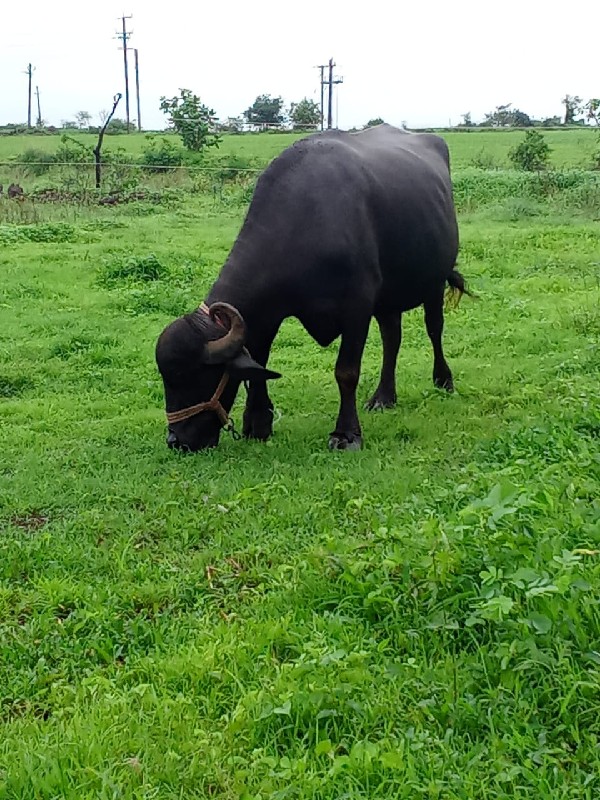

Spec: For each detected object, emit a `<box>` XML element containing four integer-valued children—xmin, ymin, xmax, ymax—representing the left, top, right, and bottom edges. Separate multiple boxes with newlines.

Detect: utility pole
<box><xmin>35</xmin><ymin>85</ymin><xmax>42</xmax><ymax>127</ymax></box>
<box><xmin>316</xmin><ymin>64</ymin><xmax>326</xmax><ymax>131</ymax></box>
<box><xmin>134</xmin><ymin>49</ymin><xmax>142</xmax><ymax>131</ymax></box>
<box><xmin>115</xmin><ymin>15</ymin><xmax>133</xmax><ymax>132</ymax></box>
<box><xmin>24</xmin><ymin>64</ymin><xmax>34</xmax><ymax>127</ymax></box>
<box><xmin>325</xmin><ymin>58</ymin><xmax>343</xmax><ymax>130</ymax></box>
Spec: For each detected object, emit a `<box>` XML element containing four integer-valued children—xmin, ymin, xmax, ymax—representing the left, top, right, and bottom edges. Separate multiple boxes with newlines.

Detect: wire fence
<box><xmin>0</xmin><ymin>161</ymin><xmax>265</xmax><ymax>173</ymax></box>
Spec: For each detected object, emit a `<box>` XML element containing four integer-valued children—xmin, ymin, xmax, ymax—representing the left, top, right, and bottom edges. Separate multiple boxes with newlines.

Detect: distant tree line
<box><xmin>2</xmin><ymin>90</ymin><xmax>599</xmax><ymax>146</ymax></box>
<box><xmin>458</xmin><ymin>96</ymin><xmax>600</xmax><ymax>128</ymax></box>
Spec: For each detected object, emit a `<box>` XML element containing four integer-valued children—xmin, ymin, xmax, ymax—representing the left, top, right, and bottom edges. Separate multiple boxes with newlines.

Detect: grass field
<box><xmin>1</xmin><ymin>127</ymin><xmax>599</xmax><ymax>172</ymax></box>
<box><xmin>1</xmin><ymin>131</ymin><xmax>599</xmax><ymax>798</ymax></box>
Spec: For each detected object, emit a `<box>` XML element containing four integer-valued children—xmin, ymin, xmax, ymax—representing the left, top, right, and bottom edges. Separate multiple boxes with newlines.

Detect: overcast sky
<box><xmin>1</xmin><ymin>0</ymin><xmax>597</xmax><ymax>130</ymax></box>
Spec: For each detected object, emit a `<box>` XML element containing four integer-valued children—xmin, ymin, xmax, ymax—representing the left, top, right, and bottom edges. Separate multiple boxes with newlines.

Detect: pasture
<box><xmin>1</xmin><ymin>129</ymin><xmax>599</xmax><ymax>798</ymax></box>
<box><xmin>0</xmin><ymin>127</ymin><xmax>599</xmax><ymax>171</ymax></box>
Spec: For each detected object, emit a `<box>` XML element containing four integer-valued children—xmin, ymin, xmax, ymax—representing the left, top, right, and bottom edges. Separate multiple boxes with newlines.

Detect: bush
<box><xmin>509</xmin><ymin>130</ymin><xmax>551</xmax><ymax>171</ymax></box>
<box><xmin>98</xmin><ymin>253</ymin><xmax>169</xmax><ymax>286</ymax></box>
<box><xmin>0</xmin><ymin>223</ymin><xmax>79</xmax><ymax>245</ymax></box>
<box><xmin>206</xmin><ymin>153</ymin><xmax>262</xmax><ymax>182</ymax></box>
<box><xmin>54</xmin><ymin>134</ymin><xmax>93</xmax><ymax>165</ymax></box>
<box><xmin>18</xmin><ymin>148</ymin><xmax>56</xmax><ymax>176</ymax></box>
<box><xmin>140</xmin><ymin>136</ymin><xmax>184</xmax><ymax>172</ymax></box>
<box><xmin>469</xmin><ymin>148</ymin><xmax>498</xmax><ymax>170</ymax></box>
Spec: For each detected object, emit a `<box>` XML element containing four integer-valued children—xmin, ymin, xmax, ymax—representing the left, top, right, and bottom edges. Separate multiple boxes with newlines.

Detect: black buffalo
<box><xmin>155</xmin><ymin>123</ymin><xmax>468</xmax><ymax>452</ymax></box>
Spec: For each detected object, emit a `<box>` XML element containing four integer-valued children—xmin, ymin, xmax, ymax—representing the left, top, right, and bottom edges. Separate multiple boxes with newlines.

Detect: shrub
<box><xmin>140</xmin><ymin>136</ymin><xmax>184</xmax><ymax>172</ymax></box>
<box><xmin>509</xmin><ymin>130</ymin><xmax>551</xmax><ymax>171</ymax></box>
<box><xmin>98</xmin><ymin>253</ymin><xmax>169</xmax><ymax>286</ymax></box>
<box><xmin>469</xmin><ymin>149</ymin><xmax>498</xmax><ymax>170</ymax></box>
<box><xmin>18</xmin><ymin>148</ymin><xmax>55</xmax><ymax>176</ymax></box>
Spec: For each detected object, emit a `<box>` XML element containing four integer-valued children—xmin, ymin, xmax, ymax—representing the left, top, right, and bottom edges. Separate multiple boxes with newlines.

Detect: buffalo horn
<box><xmin>203</xmin><ymin>302</ymin><xmax>246</xmax><ymax>363</ymax></box>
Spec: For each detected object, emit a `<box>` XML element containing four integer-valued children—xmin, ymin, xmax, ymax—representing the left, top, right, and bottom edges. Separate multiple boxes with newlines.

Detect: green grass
<box><xmin>0</xmin><ymin>160</ymin><xmax>599</xmax><ymax>798</ymax></box>
<box><xmin>1</xmin><ymin>127</ymin><xmax>599</xmax><ymax>171</ymax></box>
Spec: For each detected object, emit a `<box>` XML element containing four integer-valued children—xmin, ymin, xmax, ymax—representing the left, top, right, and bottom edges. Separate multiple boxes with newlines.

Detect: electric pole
<box><xmin>35</xmin><ymin>85</ymin><xmax>42</xmax><ymax>127</ymax></box>
<box><xmin>115</xmin><ymin>15</ymin><xmax>133</xmax><ymax>132</ymax></box>
<box><xmin>325</xmin><ymin>58</ymin><xmax>343</xmax><ymax>130</ymax></box>
<box><xmin>316</xmin><ymin>64</ymin><xmax>326</xmax><ymax>130</ymax></box>
<box><xmin>134</xmin><ymin>49</ymin><xmax>142</xmax><ymax>131</ymax></box>
<box><xmin>24</xmin><ymin>64</ymin><xmax>34</xmax><ymax>127</ymax></box>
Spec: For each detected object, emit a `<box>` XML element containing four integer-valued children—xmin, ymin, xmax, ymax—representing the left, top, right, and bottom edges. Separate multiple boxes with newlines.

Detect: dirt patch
<box><xmin>10</xmin><ymin>511</ymin><xmax>50</xmax><ymax>532</ymax></box>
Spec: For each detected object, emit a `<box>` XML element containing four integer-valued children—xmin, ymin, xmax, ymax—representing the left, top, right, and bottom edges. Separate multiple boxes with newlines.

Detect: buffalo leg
<box><xmin>243</xmin><ymin>380</ymin><xmax>274</xmax><ymax>440</ymax></box>
<box><xmin>424</xmin><ymin>290</ymin><xmax>454</xmax><ymax>391</ymax></box>
<box><xmin>329</xmin><ymin>316</ymin><xmax>371</xmax><ymax>450</ymax></box>
<box><xmin>366</xmin><ymin>310</ymin><xmax>402</xmax><ymax>410</ymax></box>
<box><xmin>243</xmin><ymin>336</ymin><xmax>277</xmax><ymax>440</ymax></box>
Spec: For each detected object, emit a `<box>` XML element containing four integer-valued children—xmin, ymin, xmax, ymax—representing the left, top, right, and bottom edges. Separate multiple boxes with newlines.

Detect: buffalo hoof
<box><xmin>365</xmin><ymin>392</ymin><xmax>396</xmax><ymax>411</ymax></box>
<box><xmin>434</xmin><ymin>374</ymin><xmax>454</xmax><ymax>392</ymax></box>
<box><xmin>243</xmin><ymin>408</ymin><xmax>273</xmax><ymax>440</ymax></box>
<box><xmin>328</xmin><ymin>433</ymin><xmax>363</xmax><ymax>451</ymax></box>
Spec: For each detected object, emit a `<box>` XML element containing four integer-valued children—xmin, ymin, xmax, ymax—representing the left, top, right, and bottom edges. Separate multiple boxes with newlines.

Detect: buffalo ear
<box><xmin>228</xmin><ymin>351</ymin><xmax>281</xmax><ymax>381</ymax></box>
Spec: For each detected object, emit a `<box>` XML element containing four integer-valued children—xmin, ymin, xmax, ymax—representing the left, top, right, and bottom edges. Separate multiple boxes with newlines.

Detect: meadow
<box><xmin>0</xmin><ymin>129</ymin><xmax>599</xmax><ymax>798</ymax></box>
<box><xmin>1</xmin><ymin>126</ymin><xmax>599</xmax><ymax>171</ymax></box>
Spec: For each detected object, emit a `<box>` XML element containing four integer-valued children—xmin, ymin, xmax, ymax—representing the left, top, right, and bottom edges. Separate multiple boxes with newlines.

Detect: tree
<box><xmin>76</xmin><ymin>110</ymin><xmax>92</xmax><ymax>129</ymax></box>
<box><xmin>562</xmin><ymin>95</ymin><xmax>583</xmax><ymax>125</ymax></box>
<box><xmin>93</xmin><ymin>93</ymin><xmax>122</xmax><ymax>189</ymax></box>
<box><xmin>459</xmin><ymin>112</ymin><xmax>473</xmax><ymax>127</ymax></box>
<box><xmin>289</xmin><ymin>98</ymin><xmax>321</xmax><ymax>129</ymax></box>
<box><xmin>365</xmin><ymin>118</ymin><xmax>385</xmax><ymax>128</ymax></box>
<box><xmin>104</xmin><ymin>118</ymin><xmax>135</xmax><ymax>134</ymax></box>
<box><xmin>243</xmin><ymin>95</ymin><xmax>285</xmax><ymax>127</ymax></box>
<box><xmin>483</xmin><ymin>104</ymin><xmax>531</xmax><ymax>127</ymax></box>
<box><xmin>541</xmin><ymin>116</ymin><xmax>561</xmax><ymax>127</ymax></box>
<box><xmin>509</xmin><ymin>130</ymin><xmax>551</xmax><ymax>171</ymax></box>
<box><xmin>584</xmin><ymin>99</ymin><xmax>600</xmax><ymax>125</ymax></box>
<box><xmin>159</xmin><ymin>89</ymin><xmax>221</xmax><ymax>152</ymax></box>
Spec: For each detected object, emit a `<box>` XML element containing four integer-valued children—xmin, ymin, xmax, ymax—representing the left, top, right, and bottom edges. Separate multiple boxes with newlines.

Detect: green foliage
<box><xmin>1</xmin><ymin>166</ymin><xmax>600</xmax><ymax>797</ymax></box>
<box><xmin>97</xmin><ymin>253</ymin><xmax>168</xmax><ymax>286</ymax></box>
<box><xmin>289</xmin><ymin>98</ymin><xmax>321</xmax><ymax>129</ymax></box>
<box><xmin>0</xmin><ymin>222</ymin><xmax>79</xmax><ymax>244</ymax></box>
<box><xmin>54</xmin><ymin>133</ymin><xmax>93</xmax><ymax>164</ymax></box>
<box><xmin>483</xmin><ymin>103</ymin><xmax>532</xmax><ymax>127</ymax></box>
<box><xmin>208</xmin><ymin>153</ymin><xmax>261</xmax><ymax>182</ymax></box>
<box><xmin>469</xmin><ymin>148</ymin><xmax>499</xmax><ymax>169</ymax></box>
<box><xmin>140</xmin><ymin>136</ymin><xmax>184</xmax><ymax>173</ymax></box>
<box><xmin>105</xmin><ymin>118</ymin><xmax>135</xmax><ymax>134</ymax></box>
<box><xmin>365</xmin><ymin>118</ymin><xmax>385</xmax><ymax>128</ymax></box>
<box><xmin>510</xmin><ymin>130</ymin><xmax>551</xmax><ymax>171</ymax></box>
<box><xmin>159</xmin><ymin>89</ymin><xmax>221</xmax><ymax>153</ymax></box>
<box><xmin>17</xmin><ymin>148</ymin><xmax>56</xmax><ymax>176</ymax></box>
<box><xmin>244</xmin><ymin>94</ymin><xmax>285</xmax><ymax>127</ymax></box>
<box><xmin>0</xmin><ymin>374</ymin><xmax>34</xmax><ymax>397</ymax></box>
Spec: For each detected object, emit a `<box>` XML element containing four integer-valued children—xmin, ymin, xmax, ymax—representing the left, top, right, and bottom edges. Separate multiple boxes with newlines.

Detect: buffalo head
<box><xmin>155</xmin><ymin>302</ymin><xmax>280</xmax><ymax>451</ymax></box>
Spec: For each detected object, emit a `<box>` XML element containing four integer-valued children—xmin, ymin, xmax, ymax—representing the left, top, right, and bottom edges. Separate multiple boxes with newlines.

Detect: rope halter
<box><xmin>164</xmin><ymin>302</ymin><xmax>243</xmax><ymax>437</ymax></box>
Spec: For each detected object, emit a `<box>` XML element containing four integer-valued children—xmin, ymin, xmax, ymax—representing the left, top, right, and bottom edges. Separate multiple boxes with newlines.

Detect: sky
<box><xmin>1</xmin><ymin>0</ymin><xmax>597</xmax><ymax>130</ymax></box>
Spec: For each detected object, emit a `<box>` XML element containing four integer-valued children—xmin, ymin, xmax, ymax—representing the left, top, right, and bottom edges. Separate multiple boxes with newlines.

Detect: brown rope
<box><xmin>166</xmin><ymin>373</ymin><xmax>230</xmax><ymax>425</ymax></box>
<box><xmin>165</xmin><ymin>301</ymin><xmax>250</xmax><ymax>429</ymax></box>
